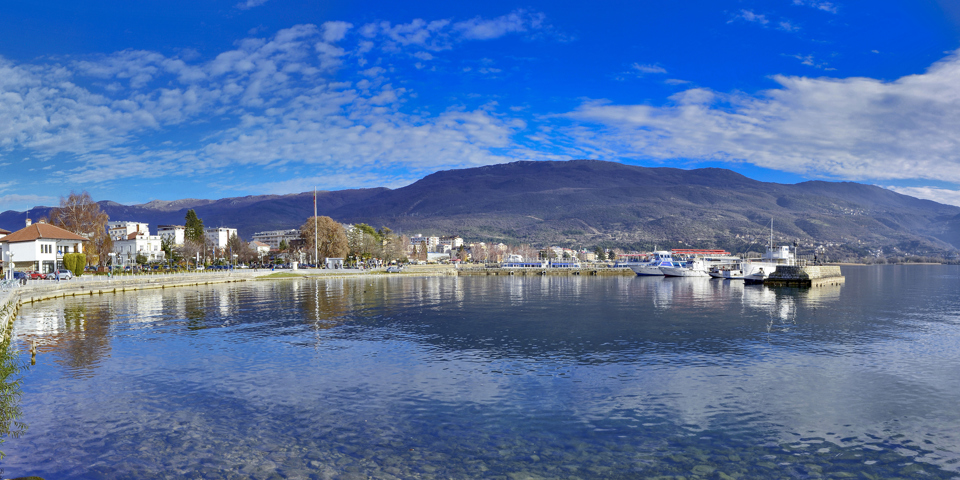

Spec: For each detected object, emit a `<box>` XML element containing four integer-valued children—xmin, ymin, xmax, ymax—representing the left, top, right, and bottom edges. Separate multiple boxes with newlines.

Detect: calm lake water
<box><xmin>4</xmin><ymin>266</ymin><xmax>960</xmax><ymax>479</ymax></box>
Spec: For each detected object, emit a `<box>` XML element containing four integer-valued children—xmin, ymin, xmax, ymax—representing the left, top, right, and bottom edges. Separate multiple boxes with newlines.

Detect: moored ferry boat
<box><xmin>660</xmin><ymin>258</ymin><xmax>711</xmax><ymax>277</ymax></box>
<box><xmin>618</xmin><ymin>251</ymin><xmax>681</xmax><ymax>276</ymax></box>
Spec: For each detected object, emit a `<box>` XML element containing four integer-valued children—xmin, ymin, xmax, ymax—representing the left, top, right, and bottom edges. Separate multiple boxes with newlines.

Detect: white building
<box><xmin>1</xmin><ymin>220</ymin><xmax>88</xmax><ymax>275</ymax></box>
<box><xmin>113</xmin><ymin>231</ymin><xmax>165</xmax><ymax>264</ymax></box>
<box><xmin>108</xmin><ymin>221</ymin><xmax>150</xmax><ymax>241</ymax></box>
<box><xmin>250</xmin><ymin>241</ymin><xmax>271</xmax><ymax>256</ymax></box>
<box><xmin>439</xmin><ymin>236</ymin><xmax>464</xmax><ymax>252</ymax></box>
<box><xmin>411</xmin><ymin>234</ymin><xmax>440</xmax><ymax>252</ymax></box>
<box><xmin>251</xmin><ymin>229</ymin><xmax>300</xmax><ymax>250</ymax></box>
<box><xmin>205</xmin><ymin>227</ymin><xmax>238</xmax><ymax>249</ymax></box>
<box><xmin>157</xmin><ymin>225</ymin><xmax>185</xmax><ymax>246</ymax></box>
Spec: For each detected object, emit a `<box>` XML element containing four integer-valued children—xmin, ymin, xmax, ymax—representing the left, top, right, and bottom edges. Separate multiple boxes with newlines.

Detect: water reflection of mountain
<box><xmin>13</xmin><ymin>276</ymin><xmax>852</xmax><ymax>370</ymax></box>
<box><xmin>291</xmin><ymin>275</ymin><xmax>852</xmax><ymax>365</ymax></box>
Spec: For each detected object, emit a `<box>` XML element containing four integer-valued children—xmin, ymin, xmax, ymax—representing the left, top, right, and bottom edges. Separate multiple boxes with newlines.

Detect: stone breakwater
<box><xmin>765</xmin><ymin>265</ymin><xmax>845</xmax><ymax>287</ymax></box>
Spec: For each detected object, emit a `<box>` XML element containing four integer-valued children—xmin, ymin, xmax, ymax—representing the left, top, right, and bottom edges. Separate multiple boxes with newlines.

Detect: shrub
<box><xmin>62</xmin><ymin>253</ymin><xmax>86</xmax><ymax>277</ymax></box>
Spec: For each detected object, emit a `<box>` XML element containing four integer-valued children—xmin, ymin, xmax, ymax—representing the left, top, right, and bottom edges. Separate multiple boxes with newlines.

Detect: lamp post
<box><xmin>4</xmin><ymin>250</ymin><xmax>13</xmax><ymax>281</ymax></box>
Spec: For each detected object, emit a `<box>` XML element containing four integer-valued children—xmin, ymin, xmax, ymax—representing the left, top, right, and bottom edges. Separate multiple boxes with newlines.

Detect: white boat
<box><xmin>710</xmin><ymin>264</ymin><xmax>745</xmax><ymax>279</ymax></box>
<box><xmin>719</xmin><ymin>220</ymin><xmax>796</xmax><ymax>281</ymax></box>
<box><xmin>743</xmin><ymin>267</ymin><xmax>771</xmax><ymax>285</ymax></box>
<box><xmin>660</xmin><ymin>258</ymin><xmax>711</xmax><ymax>277</ymax></box>
<box><xmin>621</xmin><ymin>251</ymin><xmax>682</xmax><ymax>276</ymax></box>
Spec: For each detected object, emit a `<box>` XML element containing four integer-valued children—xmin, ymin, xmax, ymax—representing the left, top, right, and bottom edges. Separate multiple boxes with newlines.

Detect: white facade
<box><xmin>112</xmin><ymin>232</ymin><xmax>165</xmax><ymax>264</ymax></box>
<box><xmin>1</xmin><ymin>222</ymin><xmax>88</xmax><ymax>275</ymax></box>
<box><xmin>158</xmin><ymin>225</ymin><xmax>185</xmax><ymax>246</ymax></box>
<box><xmin>251</xmin><ymin>229</ymin><xmax>300</xmax><ymax>250</ymax></box>
<box><xmin>205</xmin><ymin>227</ymin><xmax>238</xmax><ymax>249</ymax></box>
<box><xmin>250</xmin><ymin>241</ymin><xmax>271</xmax><ymax>256</ymax></box>
<box><xmin>108</xmin><ymin>221</ymin><xmax>150</xmax><ymax>240</ymax></box>
<box><xmin>411</xmin><ymin>235</ymin><xmax>440</xmax><ymax>252</ymax></box>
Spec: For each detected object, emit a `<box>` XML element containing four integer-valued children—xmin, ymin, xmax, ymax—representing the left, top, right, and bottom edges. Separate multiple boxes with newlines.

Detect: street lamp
<box><xmin>4</xmin><ymin>250</ymin><xmax>13</xmax><ymax>281</ymax></box>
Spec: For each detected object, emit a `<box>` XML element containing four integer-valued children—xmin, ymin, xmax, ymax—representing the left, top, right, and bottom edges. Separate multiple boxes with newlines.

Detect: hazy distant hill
<box><xmin>3</xmin><ymin>160</ymin><xmax>958</xmax><ymax>256</ymax></box>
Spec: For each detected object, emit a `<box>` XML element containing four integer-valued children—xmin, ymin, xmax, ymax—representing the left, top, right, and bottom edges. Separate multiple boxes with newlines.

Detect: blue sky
<box><xmin>2</xmin><ymin>0</ymin><xmax>960</xmax><ymax>211</ymax></box>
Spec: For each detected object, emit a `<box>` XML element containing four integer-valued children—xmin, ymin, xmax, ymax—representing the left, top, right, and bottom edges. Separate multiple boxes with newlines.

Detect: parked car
<box><xmin>12</xmin><ymin>271</ymin><xmax>27</xmax><ymax>281</ymax></box>
<box><xmin>25</xmin><ymin>271</ymin><xmax>46</xmax><ymax>280</ymax></box>
<box><xmin>386</xmin><ymin>266</ymin><xmax>403</xmax><ymax>273</ymax></box>
<box><xmin>48</xmin><ymin>269</ymin><xmax>74</xmax><ymax>280</ymax></box>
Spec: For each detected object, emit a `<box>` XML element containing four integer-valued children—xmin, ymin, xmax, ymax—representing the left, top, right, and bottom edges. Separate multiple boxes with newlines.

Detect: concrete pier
<box><xmin>456</xmin><ymin>267</ymin><xmax>634</xmax><ymax>276</ymax></box>
<box><xmin>764</xmin><ymin>265</ymin><xmax>845</xmax><ymax>287</ymax></box>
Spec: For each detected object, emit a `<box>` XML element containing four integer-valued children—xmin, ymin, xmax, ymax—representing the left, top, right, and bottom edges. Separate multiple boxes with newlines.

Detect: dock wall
<box><xmin>456</xmin><ymin>267</ymin><xmax>633</xmax><ymax>276</ymax></box>
<box><xmin>765</xmin><ymin>265</ymin><xmax>845</xmax><ymax>287</ymax></box>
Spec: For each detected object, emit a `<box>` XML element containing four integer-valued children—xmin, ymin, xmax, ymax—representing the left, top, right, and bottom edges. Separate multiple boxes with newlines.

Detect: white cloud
<box><xmin>632</xmin><ymin>63</ymin><xmax>667</xmax><ymax>75</ymax></box>
<box><xmin>561</xmin><ymin>49</ymin><xmax>960</xmax><ymax>184</ymax></box>
<box><xmin>730</xmin><ymin>10</ymin><xmax>800</xmax><ymax>32</ymax></box>
<box><xmin>236</xmin><ymin>0</ymin><xmax>269</xmax><ymax>10</ymax></box>
<box><xmin>883</xmin><ymin>186</ymin><xmax>960</xmax><ymax>207</ymax></box>
<box><xmin>0</xmin><ymin>20</ymin><xmax>538</xmax><ymax>192</ymax></box>
<box><xmin>453</xmin><ymin>10</ymin><xmax>545</xmax><ymax>40</ymax></box>
<box><xmin>789</xmin><ymin>54</ymin><xmax>833</xmax><ymax>70</ymax></box>
<box><xmin>356</xmin><ymin>9</ymin><xmax>550</xmax><ymax>62</ymax></box>
<box><xmin>793</xmin><ymin>0</ymin><xmax>838</xmax><ymax>14</ymax></box>
<box><xmin>0</xmin><ymin>193</ymin><xmax>56</xmax><ymax>210</ymax></box>
<box><xmin>732</xmin><ymin>10</ymin><xmax>769</xmax><ymax>26</ymax></box>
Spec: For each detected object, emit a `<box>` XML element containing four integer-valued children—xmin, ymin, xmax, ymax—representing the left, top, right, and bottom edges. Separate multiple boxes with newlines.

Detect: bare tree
<box><xmin>48</xmin><ymin>191</ymin><xmax>110</xmax><ymax>267</ymax></box>
<box><xmin>300</xmin><ymin>216</ymin><xmax>349</xmax><ymax>261</ymax></box>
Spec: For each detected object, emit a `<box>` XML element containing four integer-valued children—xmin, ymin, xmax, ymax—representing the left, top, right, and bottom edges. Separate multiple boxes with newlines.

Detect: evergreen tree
<box><xmin>184</xmin><ymin>210</ymin><xmax>204</xmax><ymax>243</ymax></box>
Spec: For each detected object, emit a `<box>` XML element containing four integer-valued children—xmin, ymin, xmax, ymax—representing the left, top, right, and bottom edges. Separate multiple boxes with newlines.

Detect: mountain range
<box><xmin>4</xmin><ymin>160</ymin><xmax>960</xmax><ymax>257</ymax></box>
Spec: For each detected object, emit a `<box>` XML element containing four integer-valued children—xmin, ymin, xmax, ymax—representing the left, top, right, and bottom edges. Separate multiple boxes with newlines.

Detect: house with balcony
<box><xmin>0</xmin><ymin>219</ymin><xmax>88</xmax><ymax>274</ymax></box>
<box><xmin>112</xmin><ymin>229</ymin><xmax>165</xmax><ymax>265</ymax></box>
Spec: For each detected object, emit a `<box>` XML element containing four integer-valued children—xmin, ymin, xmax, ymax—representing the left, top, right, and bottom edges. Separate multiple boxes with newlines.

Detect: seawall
<box><xmin>16</xmin><ymin>272</ymin><xmax>259</xmax><ymax>305</ymax></box>
<box><xmin>765</xmin><ymin>265</ymin><xmax>845</xmax><ymax>287</ymax></box>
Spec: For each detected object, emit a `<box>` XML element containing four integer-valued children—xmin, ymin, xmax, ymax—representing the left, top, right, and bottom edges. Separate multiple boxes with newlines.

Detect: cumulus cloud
<box><xmin>0</xmin><ymin>16</ymin><xmax>541</xmax><ymax>197</ymax></box>
<box><xmin>561</xmin><ymin>49</ymin><xmax>960</xmax><ymax>184</ymax></box>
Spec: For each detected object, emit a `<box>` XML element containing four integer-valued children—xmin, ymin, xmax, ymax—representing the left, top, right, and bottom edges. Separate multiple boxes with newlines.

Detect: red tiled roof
<box><xmin>0</xmin><ymin>228</ymin><xmax>10</xmax><ymax>235</ymax></box>
<box><xmin>0</xmin><ymin>223</ymin><xmax>89</xmax><ymax>243</ymax></box>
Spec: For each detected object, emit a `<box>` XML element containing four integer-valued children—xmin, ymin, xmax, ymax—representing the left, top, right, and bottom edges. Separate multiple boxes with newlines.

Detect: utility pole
<box><xmin>314</xmin><ymin>187</ymin><xmax>319</xmax><ymax>268</ymax></box>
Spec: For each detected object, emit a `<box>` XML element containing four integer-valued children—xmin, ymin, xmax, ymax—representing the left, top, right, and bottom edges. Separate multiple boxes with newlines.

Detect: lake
<box><xmin>3</xmin><ymin>265</ymin><xmax>960</xmax><ymax>479</ymax></box>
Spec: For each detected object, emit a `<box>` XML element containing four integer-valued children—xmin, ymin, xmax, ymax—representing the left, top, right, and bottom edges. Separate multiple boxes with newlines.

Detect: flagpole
<box><xmin>314</xmin><ymin>187</ymin><xmax>318</xmax><ymax>267</ymax></box>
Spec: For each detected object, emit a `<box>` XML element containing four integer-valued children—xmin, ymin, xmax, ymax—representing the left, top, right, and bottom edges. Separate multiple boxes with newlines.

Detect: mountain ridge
<box><xmin>3</xmin><ymin>160</ymin><xmax>958</xmax><ymax>258</ymax></box>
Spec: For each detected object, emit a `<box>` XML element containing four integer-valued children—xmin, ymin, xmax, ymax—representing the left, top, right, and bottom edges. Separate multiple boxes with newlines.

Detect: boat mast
<box><xmin>769</xmin><ymin>218</ymin><xmax>774</xmax><ymax>249</ymax></box>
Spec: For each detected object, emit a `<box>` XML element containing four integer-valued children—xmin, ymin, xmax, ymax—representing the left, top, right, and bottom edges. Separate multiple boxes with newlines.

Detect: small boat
<box><xmin>710</xmin><ymin>265</ymin><xmax>745</xmax><ymax>279</ymax></box>
<box><xmin>743</xmin><ymin>267</ymin><xmax>769</xmax><ymax>285</ymax></box>
<box><xmin>661</xmin><ymin>258</ymin><xmax>711</xmax><ymax>277</ymax></box>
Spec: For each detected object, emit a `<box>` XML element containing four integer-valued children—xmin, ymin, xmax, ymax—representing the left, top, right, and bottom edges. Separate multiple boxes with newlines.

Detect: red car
<box><xmin>25</xmin><ymin>271</ymin><xmax>46</xmax><ymax>280</ymax></box>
